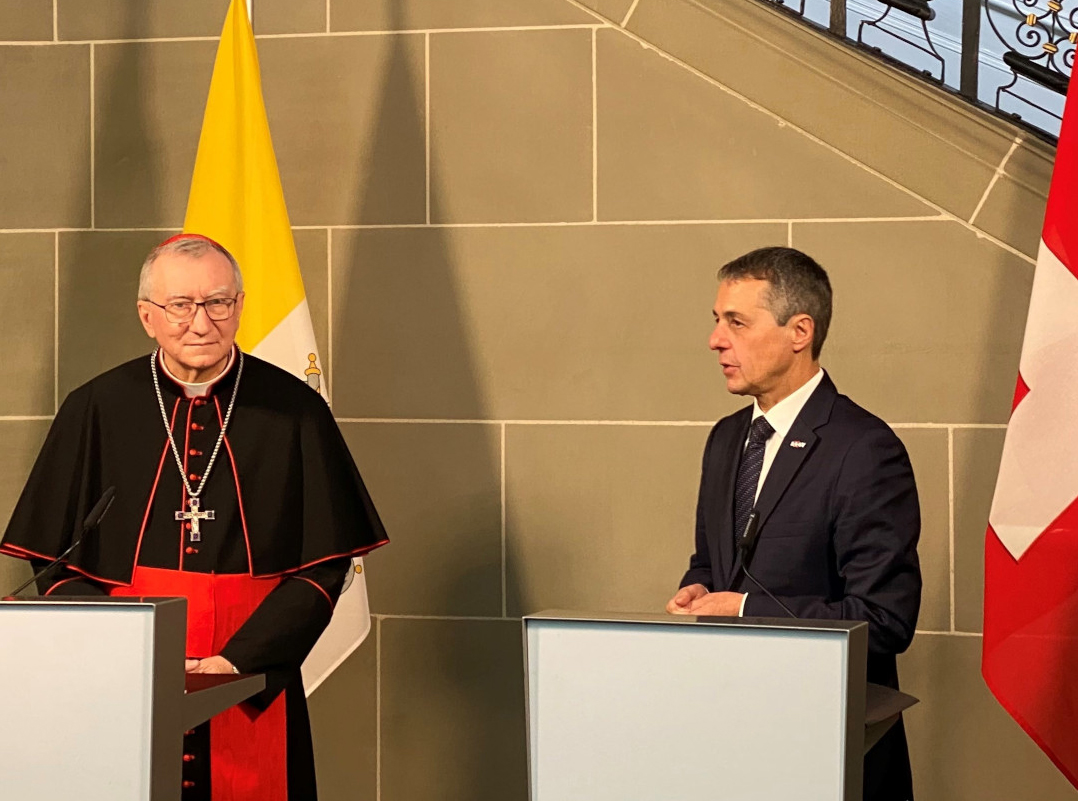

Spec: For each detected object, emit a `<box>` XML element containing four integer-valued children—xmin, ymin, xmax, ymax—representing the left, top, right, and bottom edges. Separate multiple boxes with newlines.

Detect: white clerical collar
<box><xmin>159</xmin><ymin>347</ymin><xmax>236</xmax><ymax>399</ymax></box>
<box><xmin>751</xmin><ymin>368</ymin><xmax>825</xmax><ymax>443</ymax></box>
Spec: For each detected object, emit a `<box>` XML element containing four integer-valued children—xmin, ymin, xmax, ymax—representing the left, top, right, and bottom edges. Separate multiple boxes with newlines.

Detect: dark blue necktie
<box><xmin>734</xmin><ymin>416</ymin><xmax>775</xmax><ymax>543</ymax></box>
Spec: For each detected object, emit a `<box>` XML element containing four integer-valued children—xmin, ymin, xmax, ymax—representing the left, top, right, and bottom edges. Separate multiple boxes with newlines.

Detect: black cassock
<box><xmin>1</xmin><ymin>349</ymin><xmax>388</xmax><ymax>801</ymax></box>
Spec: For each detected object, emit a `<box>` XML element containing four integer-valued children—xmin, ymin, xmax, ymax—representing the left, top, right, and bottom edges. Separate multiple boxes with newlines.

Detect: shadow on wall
<box><xmin>2</xmin><ymin>2</ymin><xmax>160</xmax><ymax>593</ymax></box>
<box><xmin>320</xmin><ymin>2</ymin><xmax>528</xmax><ymax>799</ymax></box>
<box><xmin>62</xmin><ymin>0</ymin><xmax>169</xmax><ymax>395</ymax></box>
<box><xmin>57</xmin><ymin>2</ymin><xmax>168</xmax><ymax>588</ymax></box>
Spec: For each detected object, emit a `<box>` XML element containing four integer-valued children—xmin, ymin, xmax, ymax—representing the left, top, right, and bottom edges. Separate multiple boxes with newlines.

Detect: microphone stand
<box><xmin>4</xmin><ymin>486</ymin><xmax>116</xmax><ymax>599</ymax></box>
<box><xmin>737</xmin><ymin>509</ymin><xmax>797</xmax><ymax>619</ymax></box>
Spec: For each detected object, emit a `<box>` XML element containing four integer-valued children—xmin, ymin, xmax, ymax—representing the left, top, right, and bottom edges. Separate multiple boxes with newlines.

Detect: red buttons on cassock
<box><xmin>183</xmin><ymin>780</ymin><xmax>195</xmax><ymax>789</ymax></box>
<box><xmin>185</xmin><ymin>546</ymin><xmax>198</xmax><ymax>555</ymax></box>
<box><xmin>191</xmin><ymin>422</ymin><xmax>204</xmax><ymax>431</ymax></box>
<box><xmin>185</xmin><ymin>522</ymin><xmax>192</xmax><ymax>531</ymax></box>
<box><xmin>194</xmin><ymin>399</ymin><xmax>206</xmax><ymax>407</ymax></box>
<box><xmin>189</xmin><ymin>449</ymin><xmax>202</xmax><ymax>456</ymax></box>
<box><xmin>183</xmin><ymin>754</ymin><xmax>195</xmax><ymax>763</ymax></box>
<box><xmin>188</xmin><ymin>473</ymin><xmax>200</xmax><ymax>482</ymax></box>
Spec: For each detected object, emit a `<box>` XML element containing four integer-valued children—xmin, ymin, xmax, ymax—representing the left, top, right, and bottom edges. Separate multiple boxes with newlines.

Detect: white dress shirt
<box><xmin>737</xmin><ymin>367</ymin><xmax>825</xmax><ymax>615</ymax></box>
<box><xmin>747</xmin><ymin>368</ymin><xmax>825</xmax><ymax>503</ymax></box>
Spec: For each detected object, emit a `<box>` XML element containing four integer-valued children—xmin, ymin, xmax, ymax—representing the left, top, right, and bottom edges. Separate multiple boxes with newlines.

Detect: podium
<box><xmin>0</xmin><ymin>597</ymin><xmax>265</xmax><ymax>800</ymax></box>
<box><xmin>523</xmin><ymin>611</ymin><xmax>917</xmax><ymax>801</ymax></box>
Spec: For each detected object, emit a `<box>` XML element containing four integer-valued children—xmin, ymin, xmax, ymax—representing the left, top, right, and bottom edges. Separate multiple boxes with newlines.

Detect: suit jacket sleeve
<box><xmin>680</xmin><ymin>424</ymin><xmax>719</xmax><ymax>591</ymax></box>
<box><xmin>218</xmin><ymin>557</ymin><xmax>351</xmax><ymax>708</ymax></box>
<box><xmin>742</xmin><ymin>426</ymin><xmax>921</xmax><ymax>655</ymax></box>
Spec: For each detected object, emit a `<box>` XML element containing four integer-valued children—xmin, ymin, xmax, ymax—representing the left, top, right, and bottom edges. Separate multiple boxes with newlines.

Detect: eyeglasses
<box><xmin>144</xmin><ymin>297</ymin><xmax>239</xmax><ymax>324</ymax></box>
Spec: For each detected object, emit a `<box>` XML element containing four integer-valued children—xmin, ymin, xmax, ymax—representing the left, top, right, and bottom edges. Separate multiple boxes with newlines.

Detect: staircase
<box><xmin>758</xmin><ymin>0</ymin><xmax>1071</xmax><ymax>140</ymax></box>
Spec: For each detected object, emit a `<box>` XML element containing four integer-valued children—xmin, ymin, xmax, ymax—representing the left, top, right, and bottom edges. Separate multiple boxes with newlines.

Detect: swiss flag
<box><xmin>983</xmin><ymin>80</ymin><xmax>1078</xmax><ymax>788</ymax></box>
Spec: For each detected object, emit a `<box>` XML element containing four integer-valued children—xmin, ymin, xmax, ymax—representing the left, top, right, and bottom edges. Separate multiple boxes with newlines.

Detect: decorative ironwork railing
<box><xmin>756</xmin><ymin>0</ymin><xmax>1072</xmax><ymax>141</ymax></box>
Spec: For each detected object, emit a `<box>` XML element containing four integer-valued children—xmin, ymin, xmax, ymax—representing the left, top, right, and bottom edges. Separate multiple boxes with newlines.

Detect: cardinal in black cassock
<box><xmin>0</xmin><ymin>234</ymin><xmax>388</xmax><ymax>801</ymax></box>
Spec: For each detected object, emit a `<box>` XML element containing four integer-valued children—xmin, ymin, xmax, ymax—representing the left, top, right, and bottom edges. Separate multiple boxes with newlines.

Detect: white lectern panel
<box><xmin>0</xmin><ymin>604</ymin><xmax>156</xmax><ymax>799</ymax></box>
<box><xmin>526</xmin><ymin>618</ymin><xmax>851</xmax><ymax>801</ymax></box>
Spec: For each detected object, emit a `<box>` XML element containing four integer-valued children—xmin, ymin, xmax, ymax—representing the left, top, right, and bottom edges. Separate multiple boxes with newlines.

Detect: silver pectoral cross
<box><xmin>175</xmin><ymin>497</ymin><xmax>215</xmax><ymax>543</ymax></box>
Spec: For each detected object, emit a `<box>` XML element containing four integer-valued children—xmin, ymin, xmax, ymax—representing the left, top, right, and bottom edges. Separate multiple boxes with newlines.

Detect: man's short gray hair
<box><xmin>138</xmin><ymin>235</ymin><xmax>244</xmax><ymax>300</ymax></box>
<box><xmin>717</xmin><ymin>247</ymin><xmax>833</xmax><ymax>360</ymax></box>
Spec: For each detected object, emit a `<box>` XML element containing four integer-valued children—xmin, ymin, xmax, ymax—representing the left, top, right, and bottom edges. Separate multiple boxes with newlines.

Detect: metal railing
<box><xmin>758</xmin><ymin>0</ymin><xmax>1072</xmax><ymax>141</ymax></box>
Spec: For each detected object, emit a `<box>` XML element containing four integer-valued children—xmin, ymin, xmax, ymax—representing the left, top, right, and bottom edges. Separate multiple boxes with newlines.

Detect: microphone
<box><xmin>737</xmin><ymin>509</ymin><xmax>797</xmax><ymax>619</ymax></box>
<box><xmin>737</xmin><ymin>509</ymin><xmax>763</xmax><ymax>557</ymax></box>
<box><xmin>4</xmin><ymin>486</ymin><xmax>116</xmax><ymax>599</ymax></box>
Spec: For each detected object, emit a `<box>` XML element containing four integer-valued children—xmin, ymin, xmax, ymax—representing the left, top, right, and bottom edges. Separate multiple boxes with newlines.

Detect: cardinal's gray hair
<box><xmin>138</xmin><ymin>236</ymin><xmax>243</xmax><ymax>300</ymax></box>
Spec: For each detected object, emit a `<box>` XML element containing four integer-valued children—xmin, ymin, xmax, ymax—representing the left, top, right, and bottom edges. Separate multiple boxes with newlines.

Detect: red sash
<box><xmin>110</xmin><ymin>567</ymin><xmax>288</xmax><ymax>801</ymax></box>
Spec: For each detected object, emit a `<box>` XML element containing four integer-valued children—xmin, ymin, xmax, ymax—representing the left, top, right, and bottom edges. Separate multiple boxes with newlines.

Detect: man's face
<box><xmin>136</xmin><ymin>250</ymin><xmax>244</xmax><ymax>378</ymax></box>
<box><xmin>709</xmin><ymin>278</ymin><xmax>798</xmax><ymax>399</ymax></box>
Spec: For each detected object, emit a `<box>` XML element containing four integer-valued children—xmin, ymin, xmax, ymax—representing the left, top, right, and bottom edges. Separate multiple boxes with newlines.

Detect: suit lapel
<box><xmin>754</xmin><ymin>374</ymin><xmax>837</xmax><ymax>530</ymax></box>
<box><xmin>731</xmin><ymin>374</ymin><xmax>838</xmax><ymax>577</ymax></box>
<box><xmin>752</xmin><ymin>424</ymin><xmax>817</xmax><ymax>530</ymax></box>
<box><xmin>711</xmin><ymin>408</ymin><xmax>751</xmax><ymax>588</ymax></box>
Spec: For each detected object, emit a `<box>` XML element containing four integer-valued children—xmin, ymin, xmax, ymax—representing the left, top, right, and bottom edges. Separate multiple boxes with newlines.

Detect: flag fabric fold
<box><xmin>983</xmin><ymin>75</ymin><xmax>1078</xmax><ymax>789</ymax></box>
<box><xmin>184</xmin><ymin>0</ymin><xmax>370</xmax><ymax>695</ymax></box>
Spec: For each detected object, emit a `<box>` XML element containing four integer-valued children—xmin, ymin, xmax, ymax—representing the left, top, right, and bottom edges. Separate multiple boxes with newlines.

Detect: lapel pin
<box><xmin>790</xmin><ymin>440</ymin><xmax>807</xmax><ymax>448</ymax></box>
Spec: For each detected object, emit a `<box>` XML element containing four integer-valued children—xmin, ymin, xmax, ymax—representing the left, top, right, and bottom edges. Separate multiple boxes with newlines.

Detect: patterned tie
<box><xmin>734</xmin><ymin>415</ymin><xmax>775</xmax><ymax>544</ymax></box>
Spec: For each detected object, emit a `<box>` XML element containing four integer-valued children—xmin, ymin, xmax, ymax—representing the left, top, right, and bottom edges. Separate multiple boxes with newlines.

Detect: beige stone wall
<box><xmin>0</xmin><ymin>0</ymin><xmax>1069</xmax><ymax>799</ymax></box>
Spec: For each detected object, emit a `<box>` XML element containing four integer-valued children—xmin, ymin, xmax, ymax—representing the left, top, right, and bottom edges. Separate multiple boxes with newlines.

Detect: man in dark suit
<box><xmin>665</xmin><ymin>246</ymin><xmax>921</xmax><ymax>801</ymax></box>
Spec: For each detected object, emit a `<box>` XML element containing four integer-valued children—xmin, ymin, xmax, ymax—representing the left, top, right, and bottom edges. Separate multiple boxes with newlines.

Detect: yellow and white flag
<box><xmin>184</xmin><ymin>0</ymin><xmax>370</xmax><ymax>695</ymax></box>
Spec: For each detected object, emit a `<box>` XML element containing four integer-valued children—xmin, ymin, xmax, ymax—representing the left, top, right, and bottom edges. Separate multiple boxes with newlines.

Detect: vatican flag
<box><xmin>184</xmin><ymin>0</ymin><xmax>370</xmax><ymax>695</ymax></box>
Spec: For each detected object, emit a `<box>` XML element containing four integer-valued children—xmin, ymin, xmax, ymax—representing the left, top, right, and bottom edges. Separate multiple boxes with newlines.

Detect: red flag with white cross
<box><xmin>983</xmin><ymin>76</ymin><xmax>1078</xmax><ymax>789</ymax></box>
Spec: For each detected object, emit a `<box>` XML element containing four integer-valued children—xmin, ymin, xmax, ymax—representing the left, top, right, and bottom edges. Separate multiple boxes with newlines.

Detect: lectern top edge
<box><xmin>524</xmin><ymin>608</ymin><xmax>867</xmax><ymax>634</ymax></box>
<box><xmin>0</xmin><ymin>596</ymin><xmax>186</xmax><ymax>609</ymax></box>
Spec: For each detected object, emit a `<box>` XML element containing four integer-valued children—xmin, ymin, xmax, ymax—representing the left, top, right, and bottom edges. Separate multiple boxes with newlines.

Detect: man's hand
<box><xmin>666</xmin><ymin>583</ymin><xmax>709</xmax><ymax>614</ymax></box>
<box><xmin>186</xmin><ymin>655</ymin><xmax>237</xmax><ymax>674</ymax></box>
<box><xmin>687</xmin><ymin>591</ymin><xmax>745</xmax><ymax>617</ymax></box>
